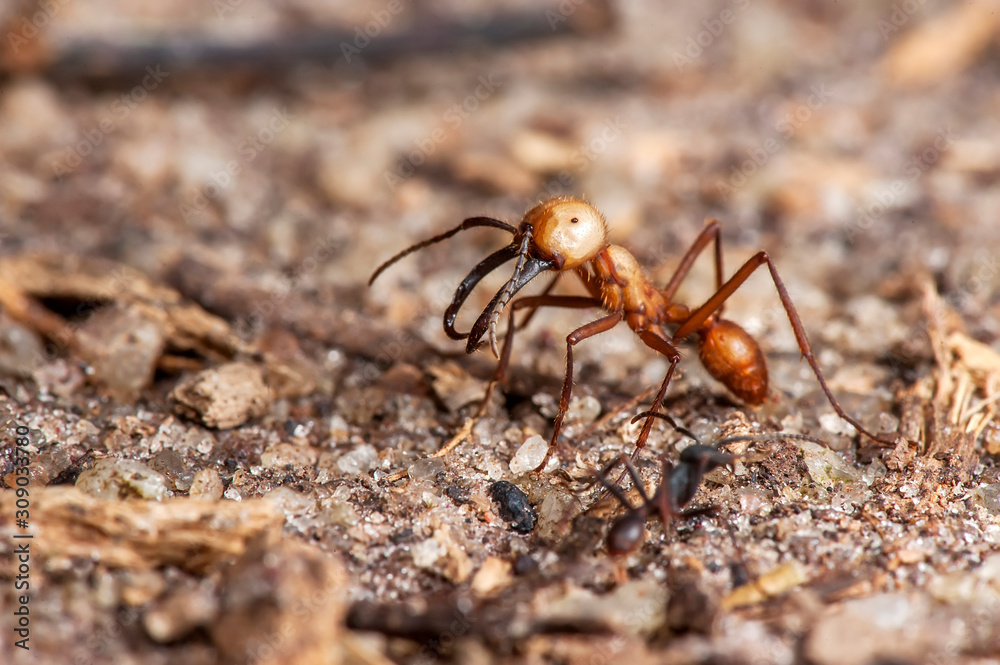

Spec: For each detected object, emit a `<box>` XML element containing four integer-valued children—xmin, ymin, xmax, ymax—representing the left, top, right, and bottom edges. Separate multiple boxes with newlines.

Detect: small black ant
<box><xmin>594</xmin><ymin>412</ymin><xmax>828</xmax><ymax>555</ymax></box>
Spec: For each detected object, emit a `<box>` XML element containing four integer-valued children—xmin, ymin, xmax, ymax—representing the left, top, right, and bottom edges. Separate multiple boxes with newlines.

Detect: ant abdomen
<box><xmin>697</xmin><ymin>319</ymin><xmax>768</xmax><ymax>405</ymax></box>
<box><xmin>606</xmin><ymin>512</ymin><xmax>646</xmax><ymax>556</ymax></box>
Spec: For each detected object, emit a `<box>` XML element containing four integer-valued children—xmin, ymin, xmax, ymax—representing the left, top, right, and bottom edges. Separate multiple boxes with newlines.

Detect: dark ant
<box><xmin>595</xmin><ymin>412</ymin><xmax>828</xmax><ymax>555</ymax></box>
<box><xmin>370</xmin><ymin>196</ymin><xmax>883</xmax><ymax>473</ymax></box>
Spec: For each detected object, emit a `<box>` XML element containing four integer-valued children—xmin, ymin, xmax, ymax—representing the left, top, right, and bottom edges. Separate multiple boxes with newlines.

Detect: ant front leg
<box><xmin>537</xmin><ymin>311</ymin><xmax>624</xmax><ymax>469</ymax></box>
<box><xmin>480</xmin><ymin>294</ymin><xmax>600</xmax><ymax>417</ymax></box>
<box><xmin>672</xmin><ymin>251</ymin><xmax>884</xmax><ymax>443</ymax></box>
<box><xmin>429</xmin><ymin>294</ymin><xmax>600</xmax><ymax>462</ymax></box>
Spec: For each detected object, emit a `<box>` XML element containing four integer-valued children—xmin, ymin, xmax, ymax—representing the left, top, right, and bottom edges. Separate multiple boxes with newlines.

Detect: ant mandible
<box><xmin>370</xmin><ymin>196</ymin><xmax>882</xmax><ymax>471</ymax></box>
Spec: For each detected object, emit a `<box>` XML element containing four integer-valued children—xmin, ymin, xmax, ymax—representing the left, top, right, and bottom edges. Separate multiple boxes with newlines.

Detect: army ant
<box><xmin>370</xmin><ymin>196</ymin><xmax>883</xmax><ymax>474</ymax></box>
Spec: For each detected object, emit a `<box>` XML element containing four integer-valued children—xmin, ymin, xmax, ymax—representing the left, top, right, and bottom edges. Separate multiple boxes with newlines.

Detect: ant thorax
<box><xmin>593</xmin><ymin>244</ymin><xmax>670</xmax><ymax>332</ymax></box>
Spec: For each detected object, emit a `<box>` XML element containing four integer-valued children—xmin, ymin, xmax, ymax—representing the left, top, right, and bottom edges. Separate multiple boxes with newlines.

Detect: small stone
<box><xmin>321</xmin><ymin>499</ymin><xmax>360</xmax><ymax>527</ymax></box>
<box><xmin>76</xmin><ymin>304</ymin><xmax>165</xmax><ymax>402</ymax></box>
<box><xmin>149</xmin><ymin>450</ymin><xmax>194</xmax><ymax>491</ymax></box>
<box><xmin>336</xmin><ymin>444</ymin><xmax>378</xmax><ymax>476</ymax></box>
<box><xmin>473</xmin><ymin>453</ymin><xmax>507</xmax><ymax>481</ymax></box>
<box><xmin>509</xmin><ymin>435</ymin><xmax>548</xmax><ymax>476</ymax></box>
<box><xmin>535</xmin><ymin>491</ymin><xmax>575</xmax><ymax>541</ymax></box>
<box><xmin>489</xmin><ymin>480</ymin><xmax>536</xmax><ymax>533</ymax></box>
<box><xmin>0</xmin><ymin>312</ymin><xmax>45</xmax><ymax>379</ymax></box>
<box><xmin>411</xmin><ymin>536</ymin><xmax>447</xmax><ymax>569</ymax></box>
<box><xmin>408</xmin><ymin>456</ymin><xmax>446</xmax><ymax>481</ymax></box>
<box><xmin>862</xmin><ymin>457</ymin><xmax>887</xmax><ymax>486</ymax></box>
<box><xmin>471</xmin><ymin>557</ymin><xmax>513</xmax><ymax>597</ymax></box>
<box><xmin>805</xmin><ymin>593</ymin><xmax>935</xmax><ymax>665</ymax></box>
<box><xmin>819</xmin><ymin>411</ymin><xmax>855</xmax><ymax>436</ymax></box>
<box><xmin>798</xmin><ymin>440</ymin><xmax>861</xmax><ymax>485</ymax></box>
<box><xmin>260</xmin><ymin>443</ymin><xmax>318</xmax><ymax>470</ymax></box>
<box><xmin>144</xmin><ymin>584</ymin><xmax>219</xmax><ymax>643</ymax></box>
<box><xmin>76</xmin><ymin>458</ymin><xmax>171</xmax><ymax>501</ymax></box>
<box><xmin>209</xmin><ymin>540</ymin><xmax>346</xmax><ymax>665</ymax></box>
<box><xmin>189</xmin><ymin>468</ymin><xmax>223</xmax><ymax>501</ymax></box>
<box><xmin>971</xmin><ymin>483</ymin><xmax>1000</xmax><ymax>514</ymax></box>
<box><xmin>832</xmin><ymin>482</ymin><xmax>869</xmax><ymax>511</ymax></box>
<box><xmin>171</xmin><ymin>362</ymin><xmax>271</xmax><ymax>429</ymax></box>
<box><xmin>565</xmin><ymin>395</ymin><xmax>602</xmax><ymax>424</ymax></box>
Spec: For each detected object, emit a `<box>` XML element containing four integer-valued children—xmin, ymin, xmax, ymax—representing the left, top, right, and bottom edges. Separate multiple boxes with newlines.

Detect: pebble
<box><xmin>489</xmin><ymin>480</ymin><xmax>536</xmax><ymax>534</ymax></box>
<box><xmin>76</xmin><ymin>305</ymin><xmax>165</xmax><ymax>402</ymax></box>
<box><xmin>336</xmin><ymin>444</ymin><xmax>378</xmax><ymax>476</ymax></box>
<box><xmin>971</xmin><ymin>483</ymin><xmax>1000</xmax><ymax>514</ymax></box>
<box><xmin>470</xmin><ymin>557</ymin><xmax>513</xmax><ymax>597</ymax></box>
<box><xmin>264</xmin><ymin>486</ymin><xmax>315</xmax><ymax>520</ymax></box>
<box><xmin>411</xmin><ymin>536</ymin><xmax>447</xmax><ymax>569</ymax></box>
<box><xmin>509</xmin><ymin>435</ymin><xmax>547</xmax><ymax>476</ymax></box>
<box><xmin>0</xmin><ymin>313</ymin><xmax>45</xmax><ymax>378</ymax></box>
<box><xmin>143</xmin><ymin>584</ymin><xmax>219</xmax><ymax>643</ymax></box>
<box><xmin>189</xmin><ymin>469</ymin><xmax>223</xmax><ymax>501</ymax></box>
<box><xmin>260</xmin><ymin>443</ymin><xmax>318</xmax><ymax>470</ymax></box>
<box><xmin>408</xmin><ymin>456</ymin><xmax>445</xmax><ymax>481</ymax></box>
<box><xmin>171</xmin><ymin>362</ymin><xmax>271</xmax><ymax>429</ymax></box>
<box><xmin>861</xmin><ymin>458</ymin><xmax>887</xmax><ymax>486</ymax></box>
<box><xmin>565</xmin><ymin>395</ymin><xmax>602</xmax><ymax>424</ymax></box>
<box><xmin>804</xmin><ymin>593</ymin><xmax>935</xmax><ymax>665</ymax></box>
<box><xmin>798</xmin><ymin>440</ymin><xmax>861</xmax><ymax>485</ymax></box>
<box><xmin>76</xmin><ymin>458</ymin><xmax>171</xmax><ymax>501</ymax></box>
<box><xmin>149</xmin><ymin>450</ymin><xmax>194</xmax><ymax>491</ymax></box>
<box><xmin>427</xmin><ymin>362</ymin><xmax>486</xmax><ymax>412</ymax></box>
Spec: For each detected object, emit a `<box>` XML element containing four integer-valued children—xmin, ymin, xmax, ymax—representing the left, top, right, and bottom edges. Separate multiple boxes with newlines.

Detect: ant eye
<box><xmin>570</xmin><ymin>217</ymin><xmax>579</xmax><ymax>224</ymax></box>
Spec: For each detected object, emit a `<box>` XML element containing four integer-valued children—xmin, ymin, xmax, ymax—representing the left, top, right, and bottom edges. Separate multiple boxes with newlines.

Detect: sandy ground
<box><xmin>1</xmin><ymin>1</ymin><xmax>1000</xmax><ymax>663</ymax></box>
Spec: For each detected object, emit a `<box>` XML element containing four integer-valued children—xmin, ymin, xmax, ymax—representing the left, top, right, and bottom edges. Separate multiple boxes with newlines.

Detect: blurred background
<box><xmin>2</xmin><ymin>0</ymin><xmax>998</xmax><ymax>384</ymax></box>
<box><xmin>2</xmin><ymin>1</ymin><xmax>1000</xmax><ymax>663</ymax></box>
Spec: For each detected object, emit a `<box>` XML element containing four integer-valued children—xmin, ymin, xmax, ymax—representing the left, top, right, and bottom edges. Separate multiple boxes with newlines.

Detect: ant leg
<box><xmin>631</xmin><ymin>330</ymin><xmax>683</xmax><ymax>457</ymax></box>
<box><xmin>427</xmin><ymin>294</ymin><xmax>600</xmax><ymax>465</ymax></box>
<box><xmin>538</xmin><ymin>311</ymin><xmax>625</xmax><ymax>469</ymax></box>
<box><xmin>479</xmin><ymin>294</ymin><xmax>600</xmax><ymax>417</ymax></box>
<box><xmin>672</xmin><ymin>251</ymin><xmax>884</xmax><ymax>443</ymax></box>
<box><xmin>660</xmin><ymin>219</ymin><xmax>724</xmax><ymax>308</ymax></box>
<box><xmin>604</xmin><ymin>331</ymin><xmax>681</xmax><ymax>489</ymax></box>
<box><xmin>593</xmin><ymin>455</ymin><xmax>638</xmax><ymax>511</ymax></box>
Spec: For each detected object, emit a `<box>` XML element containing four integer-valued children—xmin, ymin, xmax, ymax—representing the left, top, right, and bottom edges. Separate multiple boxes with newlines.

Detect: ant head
<box><xmin>524</xmin><ymin>197</ymin><xmax>607</xmax><ymax>271</ymax></box>
<box><xmin>606</xmin><ymin>511</ymin><xmax>646</xmax><ymax>556</ymax></box>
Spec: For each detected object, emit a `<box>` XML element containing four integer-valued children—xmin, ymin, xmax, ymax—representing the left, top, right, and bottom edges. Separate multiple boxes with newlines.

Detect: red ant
<box><xmin>370</xmin><ymin>196</ymin><xmax>882</xmax><ymax>472</ymax></box>
<box><xmin>594</xmin><ymin>412</ymin><xmax>827</xmax><ymax>555</ymax></box>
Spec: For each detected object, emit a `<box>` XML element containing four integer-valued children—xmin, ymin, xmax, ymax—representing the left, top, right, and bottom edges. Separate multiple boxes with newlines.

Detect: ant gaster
<box><xmin>370</xmin><ymin>196</ymin><xmax>882</xmax><ymax>470</ymax></box>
